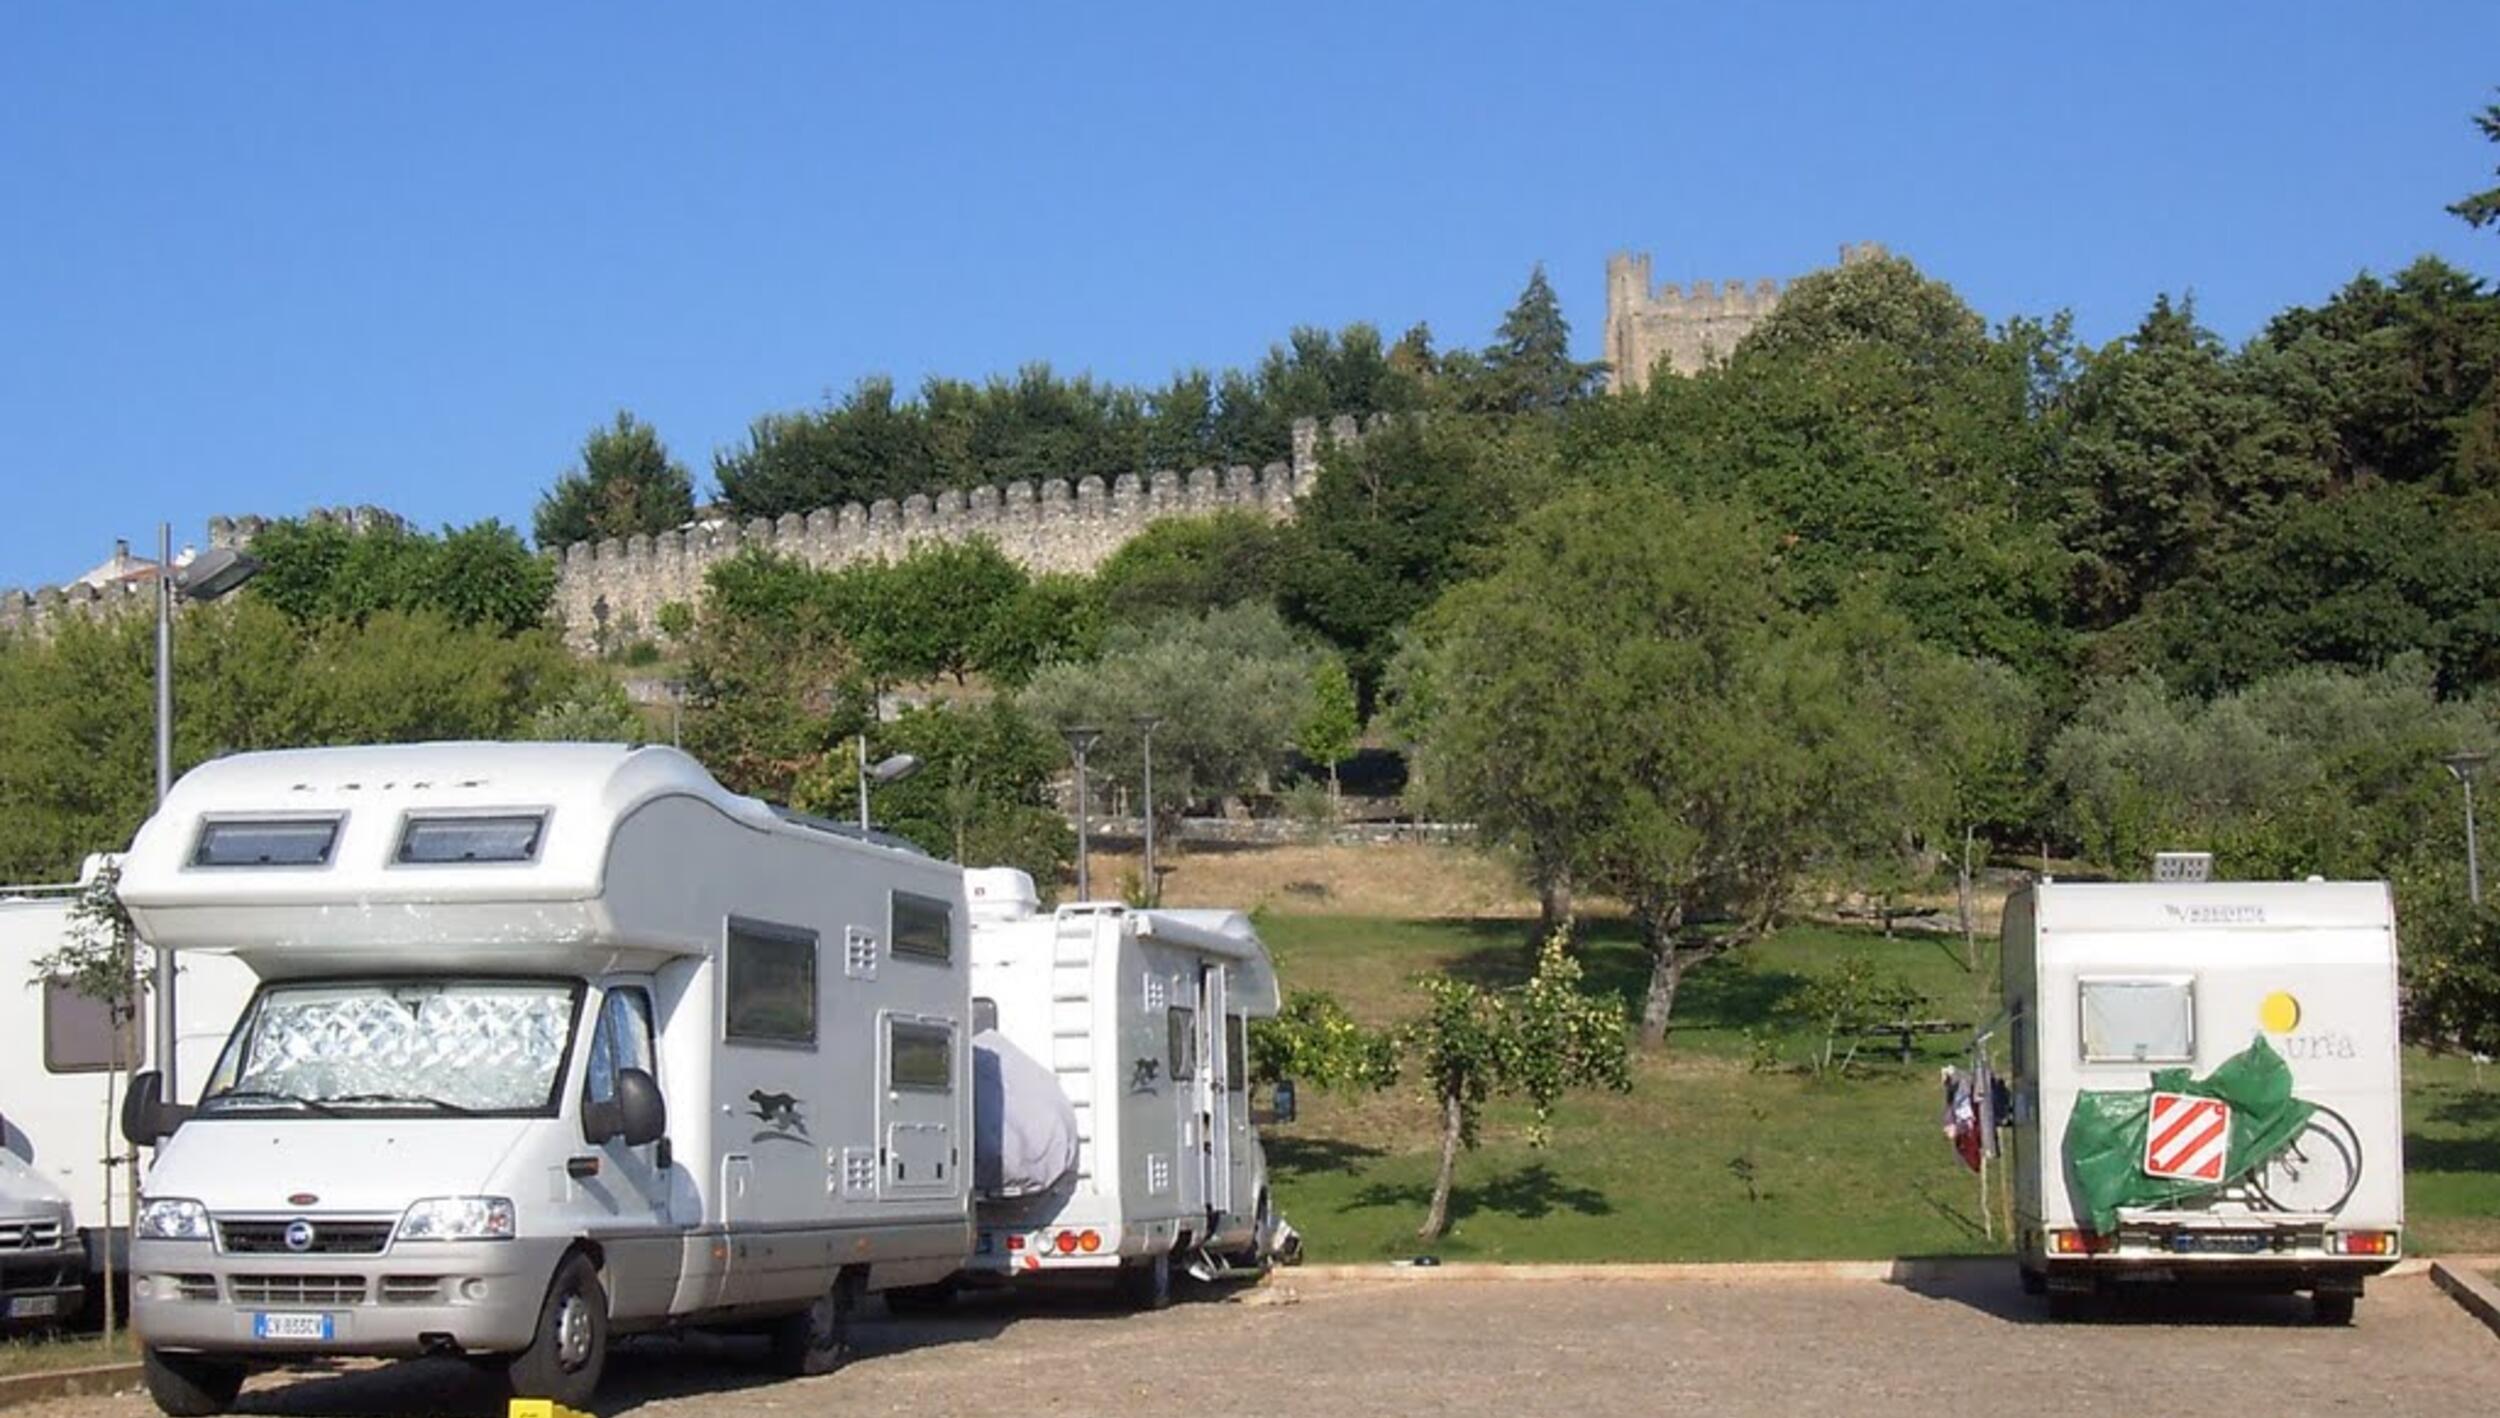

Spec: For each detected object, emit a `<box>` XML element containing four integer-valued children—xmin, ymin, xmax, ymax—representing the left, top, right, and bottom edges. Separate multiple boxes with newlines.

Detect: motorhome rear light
<box><xmin>1079</xmin><ymin>1230</ymin><xmax>1101</xmax><ymax>1252</ymax></box>
<box><xmin>1055</xmin><ymin>1231</ymin><xmax>1079</xmax><ymax>1254</ymax></box>
<box><xmin>1005</xmin><ymin>1235</ymin><xmax>1024</xmax><ymax>1251</ymax></box>
<box><xmin>2330</xmin><ymin>1231</ymin><xmax>2394</xmax><ymax>1256</ymax></box>
<box><xmin>2050</xmin><ymin>1229</ymin><xmax>2115</xmax><ymax>1256</ymax></box>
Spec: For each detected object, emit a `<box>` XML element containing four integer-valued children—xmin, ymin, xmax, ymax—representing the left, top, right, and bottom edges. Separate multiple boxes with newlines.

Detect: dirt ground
<box><xmin>22</xmin><ymin>1268</ymin><xmax>2497</xmax><ymax>1418</ymax></box>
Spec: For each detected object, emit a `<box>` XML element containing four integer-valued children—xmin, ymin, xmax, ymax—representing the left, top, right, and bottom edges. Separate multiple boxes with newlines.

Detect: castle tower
<box><xmin>1603</xmin><ymin>242</ymin><xmax>1885</xmax><ymax>393</ymax></box>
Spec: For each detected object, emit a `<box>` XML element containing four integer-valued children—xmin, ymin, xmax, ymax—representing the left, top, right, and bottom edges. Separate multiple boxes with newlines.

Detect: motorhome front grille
<box><xmin>229</xmin><ymin>1275</ymin><xmax>368</xmax><ymax>1306</ymax></box>
<box><xmin>173</xmin><ymin>1275</ymin><xmax>219</xmax><ymax>1302</ymax></box>
<box><xmin>379</xmin><ymin>1276</ymin><xmax>444</xmax><ymax>1304</ymax></box>
<box><xmin>0</xmin><ymin>1219</ymin><xmax>63</xmax><ymax>1251</ymax></box>
<box><xmin>217</xmin><ymin>1219</ymin><xmax>395</xmax><ymax>1255</ymax></box>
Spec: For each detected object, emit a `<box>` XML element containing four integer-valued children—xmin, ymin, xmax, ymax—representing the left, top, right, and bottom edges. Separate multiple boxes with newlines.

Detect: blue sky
<box><xmin>3</xmin><ymin>2</ymin><xmax>2496</xmax><ymax>586</ymax></box>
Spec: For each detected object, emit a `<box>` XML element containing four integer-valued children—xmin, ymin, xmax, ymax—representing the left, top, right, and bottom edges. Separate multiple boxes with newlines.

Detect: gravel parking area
<box><xmin>14</xmin><ymin>1268</ymin><xmax>2497</xmax><ymax>1418</ymax></box>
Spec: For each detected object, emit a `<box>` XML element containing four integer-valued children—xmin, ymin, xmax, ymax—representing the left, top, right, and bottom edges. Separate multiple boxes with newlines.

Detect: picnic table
<box><xmin>1847</xmin><ymin>1017</ymin><xmax>1970</xmax><ymax>1063</ymax></box>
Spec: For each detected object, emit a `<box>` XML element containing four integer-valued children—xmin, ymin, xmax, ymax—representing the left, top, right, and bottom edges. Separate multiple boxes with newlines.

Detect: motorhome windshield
<box><xmin>198</xmin><ymin>979</ymin><xmax>581</xmax><ymax>1117</ymax></box>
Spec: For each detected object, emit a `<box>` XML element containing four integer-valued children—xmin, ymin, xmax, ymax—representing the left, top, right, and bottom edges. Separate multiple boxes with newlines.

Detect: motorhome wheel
<box><xmin>770</xmin><ymin>1270</ymin><xmax>859</xmax><ymax>1376</ymax></box>
<box><xmin>504</xmin><ymin>1254</ymin><xmax>609</xmax><ymax>1408</ymax></box>
<box><xmin>140</xmin><ymin>1349</ymin><xmax>246</xmax><ymax>1418</ymax></box>
<box><xmin>1117</xmin><ymin>1249</ymin><xmax>1174</xmax><ymax>1310</ymax></box>
<box><xmin>2312</xmin><ymin>1290</ymin><xmax>2357</xmax><ymax>1326</ymax></box>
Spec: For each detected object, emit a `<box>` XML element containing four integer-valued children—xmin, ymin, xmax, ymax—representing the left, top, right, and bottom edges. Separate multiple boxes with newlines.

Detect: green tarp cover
<box><xmin>2061</xmin><ymin>1035</ymin><xmax>2316</xmax><ymax>1232</ymax></box>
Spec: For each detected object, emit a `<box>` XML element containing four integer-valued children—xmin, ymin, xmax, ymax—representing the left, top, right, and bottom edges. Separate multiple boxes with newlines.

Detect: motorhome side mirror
<box><xmin>121</xmin><ymin>1071</ymin><xmax>174</xmax><ymax>1147</ymax></box>
<box><xmin>614</xmin><ymin>1068</ymin><xmax>667</xmax><ymax>1148</ymax></box>
<box><xmin>1270</xmin><ymin>1079</ymin><xmax>1298</xmax><ymax>1126</ymax></box>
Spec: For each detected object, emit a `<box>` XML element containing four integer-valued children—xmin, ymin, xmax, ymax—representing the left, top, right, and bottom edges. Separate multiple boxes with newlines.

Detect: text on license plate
<box><xmin>6</xmin><ymin>1295</ymin><xmax>59</xmax><ymax>1319</ymax></box>
<box><xmin>2170</xmin><ymin>1233</ymin><xmax>2269</xmax><ymax>1254</ymax></box>
<box><xmin>252</xmin><ymin>1312</ymin><xmax>335</xmax><ymax>1341</ymax></box>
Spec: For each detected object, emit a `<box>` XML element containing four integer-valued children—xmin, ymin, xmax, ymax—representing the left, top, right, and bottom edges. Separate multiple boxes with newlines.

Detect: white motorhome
<box><xmin>2001</xmin><ymin>876</ymin><xmax>2404</xmax><ymax>1322</ymax></box>
<box><xmin>954</xmin><ymin>868</ymin><xmax>1289</xmax><ymax>1308</ymax></box>
<box><xmin>117</xmin><ymin>743</ymin><xmax>973</xmax><ymax>1415</ymax></box>
<box><xmin>1</xmin><ymin>871</ymin><xmax>259</xmax><ymax>1314</ymax></box>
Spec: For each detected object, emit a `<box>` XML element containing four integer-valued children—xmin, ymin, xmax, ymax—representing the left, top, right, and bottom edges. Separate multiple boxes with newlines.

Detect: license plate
<box><xmin>252</xmin><ymin>1312</ymin><xmax>335</xmax><ymax>1341</ymax></box>
<box><xmin>2169</xmin><ymin>1232</ymin><xmax>2268</xmax><ymax>1254</ymax></box>
<box><xmin>6</xmin><ymin>1295</ymin><xmax>60</xmax><ymax>1319</ymax></box>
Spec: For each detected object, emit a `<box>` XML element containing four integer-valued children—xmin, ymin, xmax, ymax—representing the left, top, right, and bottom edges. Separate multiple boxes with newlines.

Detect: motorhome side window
<box><xmin>43</xmin><ymin>978</ymin><xmax>125</xmax><ymax>1073</ymax></box>
<box><xmin>892</xmin><ymin>891</ymin><xmax>953</xmax><ymax>962</ymax></box>
<box><xmin>2078</xmin><ymin>977</ymin><xmax>2195</xmax><ymax>1063</ymax></box>
<box><xmin>1168</xmin><ymin>1005</ymin><xmax>1197</xmax><ymax>1081</ymax></box>
<box><xmin>1226</xmin><ymin>1015</ymin><xmax>1247</xmax><ymax>1092</ymax></box>
<box><xmin>889</xmin><ymin>1019</ymin><xmax>952</xmax><ymax>1092</ymax></box>
<box><xmin>191</xmin><ymin>815</ymin><xmax>342</xmax><ymax>868</ymax></box>
<box><xmin>724</xmin><ymin>920</ymin><xmax>817</xmax><ymax>1047</ymax></box>
<box><xmin>585</xmin><ymin>987</ymin><xmax>656</xmax><ymax>1103</ymax></box>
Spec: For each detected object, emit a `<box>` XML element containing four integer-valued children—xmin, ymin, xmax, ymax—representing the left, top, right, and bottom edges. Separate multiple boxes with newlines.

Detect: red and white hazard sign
<box><xmin>2143</xmin><ymin>1091</ymin><xmax>2231</xmax><ymax>1182</ymax></box>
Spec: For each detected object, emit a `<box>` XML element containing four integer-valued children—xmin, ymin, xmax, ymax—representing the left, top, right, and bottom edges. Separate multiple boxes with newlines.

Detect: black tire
<box><xmin>882</xmin><ymin>1277</ymin><xmax>959</xmax><ymax>1316</ymax></box>
<box><xmin>1116</xmin><ymin>1249</ymin><xmax>1174</xmax><ymax>1311</ymax></box>
<box><xmin>2017</xmin><ymin>1266</ymin><xmax>2048</xmax><ymax>1297</ymax></box>
<box><xmin>503</xmin><ymin>1253</ymin><xmax>609</xmax><ymax>1408</ymax></box>
<box><xmin>141</xmin><ymin>1349</ymin><xmax>245</xmax><ymax>1418</ymax></box>
<box><xmin>2313</xmin><ymin>1290</ymin><xmax>2357</xmax><ymax>1326</ymax></box>
<box><xmin>768</xmin><ymin>1271</ymin><xmax>858</xmax><ymax>1377</ymax></box>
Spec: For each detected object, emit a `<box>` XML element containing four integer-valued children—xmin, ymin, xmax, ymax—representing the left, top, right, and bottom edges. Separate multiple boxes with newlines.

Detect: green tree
<box><xmin>677</xmin><ymin>551</ymin><xmax>865</xmax><ymax>802</ymax></box>
<box><xmin>1472</xmin><ymin>265</ymin><xmax>1603</xmax><ymax>415</ymax></box>
<box><xmin>245</xmin><ymin>516</ymin><xmax>554</xmax><ymax>636</ymax></box>
<box><xmin>1246</xmin><ymin>990</ymin><xmax>1399</xmax><ymax>1090</ymax></box>
<box><xmin>527</xmin><ymin>680</ymin><xmax>650</xmax><ymax>743</ymax></box>
<box><xmin>832</xmin><ymin>699</ymin><xmax>1074</xmax><ymax>886</ymax></box>
<box><xmin>2451</xmin><ymin>93</ymin><xmax>2500</xmax><ymax>231</ymax></box>
<box><xmin>1403</xmin><ymin>933</ymin><xmax>1630</xmax><ymax>1241</ymax></box>
<box><xmin>1018</xmin><ymin>603</ymin><xmax>1323</xmax><ymax>838</ymax></box>
<box><xmin>1296</xmin><ymin>657</ymin><xmax>1360</xmax><ymax>809</ymax></box>
<box><xmin>1400</xmin><ymin>487</ymin><xmax>1924</xmax><ymax>1044</ymax></box>
<box><xmin>875</xmin><ymin>538</ymin><xmax>1032</xmax><ymax>685</ymax></box>
<box><xmin>533</xmin><ymin>411</ymin><xmax>696</xmax><ymax>550</ymax></box>
<box><xmin>1092</xmin><ymin>512</ymin><xmax>1288</xmax><ymax>627</ymax></box>
<box><xmin>29</xmin><ymin>863</ymin><xmax>143</xmax><ymax>1343</ymax></box>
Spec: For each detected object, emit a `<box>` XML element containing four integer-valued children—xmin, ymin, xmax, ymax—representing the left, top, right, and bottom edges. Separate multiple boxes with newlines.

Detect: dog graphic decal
<box><xmin>748</xmin><ymin>1089</ymin><xmax>808</xmax><ymax>1144</ymax></box>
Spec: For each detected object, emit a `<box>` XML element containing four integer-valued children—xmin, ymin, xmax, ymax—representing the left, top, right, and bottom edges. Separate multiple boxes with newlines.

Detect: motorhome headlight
<box><xmin>136</xmin><ymin>1198</ymin><xmax>213</xmax><ymax>1242</ymax></box>
<box><xmin>397</xmin><ymin>1196</ymin><xmax>516</xmax><ymax>1242</ymax></box>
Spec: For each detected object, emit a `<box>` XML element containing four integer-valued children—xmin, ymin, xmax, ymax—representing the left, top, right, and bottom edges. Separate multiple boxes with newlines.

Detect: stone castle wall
<box><xmin>1604</xmin><ymin>241</ymin><xmax>1886</xmax><ymax>392</ymax></box>
<box><xmin>0</xmin><ymin>505</ymin><xmax>402</xmax><ymax>640</ymax></box>
<box><xmin>549</xmin><ymin>413</ymin><xmax>1380</xmax><ymax>651</ymax></box>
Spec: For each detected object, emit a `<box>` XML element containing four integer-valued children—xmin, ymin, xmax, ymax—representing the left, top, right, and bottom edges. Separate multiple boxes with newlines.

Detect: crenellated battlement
<box><xmin>1604</xmin><ymin>242</ymin><xmax>1887</xmax><ymax>392</ymax></box>
<box><xmin>548</xmin><ymin>413</ymin><xmax>1384</xmax><ymax>651</ymax></box>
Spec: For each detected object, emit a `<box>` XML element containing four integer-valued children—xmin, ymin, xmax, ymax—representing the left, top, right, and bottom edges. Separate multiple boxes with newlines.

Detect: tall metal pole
<box><xmin>856</xmin><ymin>733</ymin><xmax>871</xmax><ymax>830</ymax></box>
<box><xmin>2467</xmin><ymin>773</ymin><xmax>2484</xmax><ymax>909</ymax></box>
<box><xmin>152</xmin><ymin>523</ymin><xmax>177</xmax><ymax>1101</ymax></box>
<box><xmin>1137</xmin><ymin>716</ymin><xmax>1163</xmax><ymax>907</ymax></box>
<box><xmin>1061</xmin><ymin>727</ymin><xmax>1101</xmax><ymax>901</ymax></box>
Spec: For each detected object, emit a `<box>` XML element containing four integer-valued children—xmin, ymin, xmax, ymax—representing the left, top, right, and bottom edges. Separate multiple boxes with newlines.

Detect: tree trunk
<box><xmin>1637</xmin><ymin>909</ymin><xmax>1686</xmax><ymax>1048</ymax></box>
<box><xmin>1959</xmin><ymin>823</ymin><xmax>1978</xmax><ymax>972</ymax></box>
<box><xmin>1419</xmin><ymin>1087</ymin><xmax>1464</xmax><ymax>1242</ymax></box>
<box><xmin>1532</xmin><ymin>863</ymin><xmax>1574</xmax><ymax>952</ymax></box>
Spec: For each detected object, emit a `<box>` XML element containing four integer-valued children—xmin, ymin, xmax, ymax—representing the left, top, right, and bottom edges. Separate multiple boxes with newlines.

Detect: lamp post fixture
<box><xmin>1060</xmin><ymin>726</ymin><xmax>1103</xmax><ymax>900</ymax></box>
<box><xmin>151</xmin><ymin>525</ymin><xmax>261</xmax><ymax>1103</ymax></box>
<box><xmin>1134</xmin><ymin>716</ymin><xmax>1165</xmax><ymax>906</ymax></box>
<box><xmin>2444</xmin><ymin>751</ymin><xmax>2489</xmax><ymax>908</ymax></box>
<box><xmin>854</xmin><ymin>737</ymin><xmax>922</xmax><ymax>830</ymax></box>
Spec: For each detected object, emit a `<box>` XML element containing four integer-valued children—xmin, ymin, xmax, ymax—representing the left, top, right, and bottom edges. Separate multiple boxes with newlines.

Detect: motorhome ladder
<box><xmin>1049</xmin><ymin>914</ymin><xmax>1099</xmax><ymax>1183</ymax></box>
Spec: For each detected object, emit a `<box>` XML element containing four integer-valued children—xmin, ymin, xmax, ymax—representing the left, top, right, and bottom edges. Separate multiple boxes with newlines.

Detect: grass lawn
<box><xmin>0</xmin><ymin>1331</ymin><xmax>133</xmax><ymax>1378</ymax></box>
<box><xmin>1258</xmin><ymin>913</ymin><xmax>2500</xmax><ymax>1262</ymax></box>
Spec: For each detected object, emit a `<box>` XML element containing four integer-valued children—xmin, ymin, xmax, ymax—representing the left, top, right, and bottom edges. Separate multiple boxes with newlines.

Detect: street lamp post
<box><xmin>1135</xmin><ymin>715</ymin><xmax>1164</xmax><ymax>906</ymax></box>
<box><xmin>151</xmin><ymin>526</ymin><xmax>261</xmax><ymax>1103</ymax></box>
<box><xmin>2445</xmin><ymin>752</ymin><xmax>2489</xmax><ymax>908</ymax></box>
<box><xmin>1060</xmin><ymin>726</ymin><xmax>1103</xmax><ymax>900</ymax></box>
<box><xmin>854</xmin><ymin>739</ymin><xmax>923</xmax><ymax>831</ymax></box>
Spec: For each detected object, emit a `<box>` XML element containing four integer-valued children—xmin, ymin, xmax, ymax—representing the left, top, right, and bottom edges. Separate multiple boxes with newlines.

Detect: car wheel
<box><xmin>141</xmin><ymin>1349</ymin><xmax>246</xmax><ymax>1418</ymax></box>
<box><xmin>769</xmin><ymin>1271</ymin><xmax>859</xmax><ymax>1376</ymax></box>
<box><xmin>503</xmin><ymin>1253</ymin><xmax>609</xmax><ymax>1408</ymax></box>
<box><xmin>1117</xmin><ymin>1249</ymin><xmax>1174</xmax><ymax>1311</ymax></box>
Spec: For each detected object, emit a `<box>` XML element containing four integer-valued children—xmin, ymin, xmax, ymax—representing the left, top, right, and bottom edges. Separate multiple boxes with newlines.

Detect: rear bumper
<box><xmin>131</xmin><ymin>1236</ymin><xmax>566</xmax><ymax>1359</ymax></box>
<box><xmin>2044</xmin><ymin>1257</ymin><xmax>2394</xmax><ymax>1292</ymax></box>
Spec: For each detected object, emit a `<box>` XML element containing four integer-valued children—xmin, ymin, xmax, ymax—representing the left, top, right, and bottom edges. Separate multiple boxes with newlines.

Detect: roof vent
<box><xmin>2153</xmin><ymin>851</ymin><xmax>2213</xmax><ymax>883</ymax></box>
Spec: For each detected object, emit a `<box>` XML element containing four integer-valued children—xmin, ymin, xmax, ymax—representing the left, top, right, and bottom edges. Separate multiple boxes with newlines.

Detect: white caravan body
<box><xmin>960</xmin><ymin>869</ymin><xmax>1280</xmax><ymax>1285</ymax></box>
<box><xmin>0</xmin><ymin>871</ymin><xmax>259</xmax><ymax>1283</ymax></box>
<box><xmin>2003</xmin><ymin>879</ymin><xmax>2403</xmax><ymax>1309</ymax></box>
<box><xmin>120</xmin><ymin>743</ymin><xmax>971</xmax><ymax>1396</ymax></box>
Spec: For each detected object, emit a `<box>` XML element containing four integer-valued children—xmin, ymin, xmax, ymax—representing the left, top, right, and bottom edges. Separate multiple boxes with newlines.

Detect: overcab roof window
<box><xmin>191</xmin><ymin>816</ymin><xmax>343</xmax><ymax>868</ymax></box>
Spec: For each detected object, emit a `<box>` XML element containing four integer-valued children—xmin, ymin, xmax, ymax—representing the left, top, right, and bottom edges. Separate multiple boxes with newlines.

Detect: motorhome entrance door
<box><xmin>1200</xmin><ymin>965</ymin><xmax>1233</xmax><ymax>1220</ymax></box>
